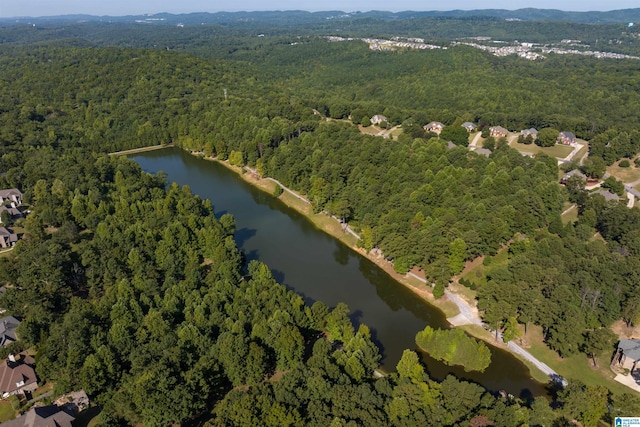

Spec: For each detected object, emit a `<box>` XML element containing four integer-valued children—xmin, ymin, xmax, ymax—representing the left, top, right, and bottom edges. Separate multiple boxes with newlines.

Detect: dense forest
<box><xmin>1</xmin><ymin>16</ymin><xmax>640</xmax><ymax>425</ymax></box>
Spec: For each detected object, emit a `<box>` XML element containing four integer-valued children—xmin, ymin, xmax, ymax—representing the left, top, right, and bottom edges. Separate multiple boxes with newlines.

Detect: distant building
<box><xmin>557</xmin><ymin>131</ymin><xmax>576</xmax><ymax>145</ymax></box>
<box><xmin>489</xmin><ymin>126</ymin><xmax>508</xmax><ymax>138</ymax></box>
<box><xmin>520</xmin><ymin>128</ymin><xmax>538</xmax><ymax>139</ymax></box>
<box><xmin>370</xmin><ymin>115</ymin><xmax>388</xmax><ymax>125</ymax></box>
<box><xmin>0</xmin><ymin>189</ymin><xmax>22</xmax><ymax>206</ymax></box>
<box><xmin>0</xmin><ymin>227</ymin><xmax>18</xmax><ymax>249</ymax></box>
<box><xmin>424</xmin><ymin>121</ymin><xmax>445</xmax><ymax>135</ymax></box>
<box><xmin>591</xmin><ymin>189</ymin><xmax>620</xmax><ymax>202</ymax></box>
<box><xmin>462</xmin><ymin>122</ymin><xmax>477</xmax><ymax>132</ymax></box>
<box><xmin>561</xmin><ymin>169</ymin><xmax>587</xmax><ymax>185</ymax></box>
<box><xmin>474</xmin><ymin>148</ymin><xmax>492</xmax><ymax>158</ymax></box>
<box><xmin>0</xmin><ymin>316</ymin><xmax>20</xmax><ymax>347</ymax></box>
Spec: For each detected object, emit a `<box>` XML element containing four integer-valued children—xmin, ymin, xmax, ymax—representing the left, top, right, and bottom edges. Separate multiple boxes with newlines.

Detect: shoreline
<box><xmin>188</xmin><ymin>153</ymin><xmax>558</xmax><ymax>382</ymax></box>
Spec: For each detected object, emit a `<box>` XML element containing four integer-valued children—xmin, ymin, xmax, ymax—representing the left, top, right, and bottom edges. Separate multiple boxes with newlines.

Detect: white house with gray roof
<box><xmin>612</xmin><ymin>339</ymin><xmax>640</xmax><ymax>373</ymax></box>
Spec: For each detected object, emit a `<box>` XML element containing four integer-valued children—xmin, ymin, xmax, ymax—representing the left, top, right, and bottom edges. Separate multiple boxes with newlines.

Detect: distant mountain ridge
<box><xmin>1</xmin><ymin>8</ymin><xmax>639</xmax><ymax>25</ymax></box>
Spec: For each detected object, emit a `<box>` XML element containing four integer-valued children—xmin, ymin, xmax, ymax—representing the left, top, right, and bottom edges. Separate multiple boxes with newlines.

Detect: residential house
<box><xmin>0</xmin><ymin>405</ymin><xmax>75</xmax><ymax>427</ymax></box>
<box><xmin>424</xmin><ymin>121</ymin><xmax>445</xmax><ymax>135</ymax></box>
<box><xmin>557</xmin><ymin>131</ymin><xmax>576</xmax><ymax>145</ymax></box>
<box><xmin>0</xmin><ymin>189</ymin><xmax>22</xmax><ymax>207</ymax></box>
<box><xmin>0</xmin><ymin>316</ymin><xmax>20</xmax><ymax>347</ymax></box>
<box><xmin>54</xmin><ymin>390</ymin><xmax>90</xmax><ymax>415</ymax></box>
<box><xmin>520</xmin><ymin>128</ymin><xmax>538</xmax><ymax>138</ymax></box>
<box><xmin>489</xmin><ymin>126</ymin><xmax>508</xmax><ymax>138</ymax></box>
<box><xmin>474</xmin><ymin>148</ymin><xmax>492</xmax><ymax>158</ymax></box>
<box><xmin>561</xmin><ymin>169</ymin><xmax>587</xmax><ymax>185</ymax></box>
<box><xmin>0</xmin><ymin>206</ymin><xmax>23</xmax><ymax>224</ymax></box>
<box><xmin>591</xmin><ymin>189</ymin><xmax>620</xmax><ymax>202</ymax></box>
<box><xmin>370</xmin><ymin>115</ymin><xmax>388</xmax><ymax>125</ymax></box>
<box><xmin>462</xmin><ymin>122</ymin><xmax>477</xmax><ymax>132</ymax></box>
<box><xmin>0</xmin><ymin>227</ymin><xmax>18</xmax><ymax>249</ymax></box>
<box><xmin>612</xmin><ymin>339</ymin><xmax>640</xmax><ymax>373</ymax></box>
<box><xmin>0</xmin><ymin>354</ymin><xmax>37</xmax><ymax>398</ymax></box>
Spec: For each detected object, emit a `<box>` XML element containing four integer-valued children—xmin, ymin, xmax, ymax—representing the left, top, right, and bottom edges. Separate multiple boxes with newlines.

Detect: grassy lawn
<box><xmin>523</xmin><ymin>325</ymin><xmax>632</xmax><ymax>395</ymax></box>
<box><xmin>0</xmin><ymin>400</ymin><xmax>15</xmax><ymax>423</ymax></box>
<box><xmin>358</xmin><ymin>125</ymin><xmax>384</xmax><ymax>136</ymax></box>
<box><xmin>459</xmin><ymin>246</ymin><xmax>510</xmax><ymax>288</ymax></box>
<box><xmin>0</xmin><ymin>247</ymin><xmax>14</xmax><ymax>258</ymax></box>
<box><xmin>32</xmin><ymin>382</ymin><xmax>53</xmax><ymax>398</ymax></box>
<box><xmin>606</xmin><ymin>160</ymin><xmax>640</xmax><ymax>184</ymax></box>
<box><xmin>561</xmin><ymin>203</ymin><xmax>578</xmax><ymax>224</ymax></box>
<box><xmin>635</xmin><ymin>183</ymin><xmax>640</xmax><ymax>192</ymax></box>
<box><xmin>509</xmin><ymin>140</ymin><xmax>574</xmax><ymax>158</ymax></box>
<box><xmin>389</xmin><ymin>127</ymin><xmax>403</xmax><ymax>140</ymax></box>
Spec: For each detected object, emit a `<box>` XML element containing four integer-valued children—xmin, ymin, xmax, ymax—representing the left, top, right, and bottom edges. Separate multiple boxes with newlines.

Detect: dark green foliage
<box><xmin>415</xmin><ymin>326</ymin><xmax>492</xmax><ymax>372</ymax></box>
<box><xmin>620</xmin><ymin>159</ymin><xmax>631</xmax><ymax>167</ymax></box>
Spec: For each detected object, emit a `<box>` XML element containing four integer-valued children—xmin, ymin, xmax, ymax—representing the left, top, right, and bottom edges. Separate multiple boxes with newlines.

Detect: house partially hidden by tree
<box><xmin>424</xmin><ymin>121</ymin><xmax>445</xmax><ymax>135</ymax></box>
<box><xmin>0</xmin><ymin>189</ymin><xmax>22</xmax><ymax>207</ymax></box>
<box><xmin>370</xmin><ymin>115</ymin><xmax>388</xmax><ymax>125</ymax></box>
<box><xmin>489</xmin><ymin>126</ymin><xmax>508</xmax><ymax>138</ymax></box>
<box><xmin>0</xmin><ymin>227</ymin><xmax>18</xmax><ymax>249</ymax></box>
<box><xmin>561</xmin><ymin>169</ymin><xmax>587</xmax><ymax>185</ymax></box>
<box><xmin>591</xmin><ymin>189</ymin><xmax>620</xmax><ymax>202</ymax></box>
<box><xmin>0</xmin><ymin>205</ymin><xmax>23</xmax><ymax>225</ymax></box>
<box><xmin>612</xmin><ymin>338</ymin><xmax>640</xmax><ymax>374</ymax></box>
<box><xmin>462</xmin><ymin>122</ymin><xmax>477</xmax><ymax>132</ymax></box>
<box><xmin>0</xmin><ymin>354</ymin><xmax>37</xmax><ymax>398</ymax></box>
<box><xmin>557</xmin><ymin>131</ymin><xmax>576</xmax><ymax>145</ymax></box>
<box><xmin>0</xmin><ymin>316</ymin><xmax>20</xmax><ymax>347</ymax></box>
<box><xmin>520</xmin><ymin>128</ymin><xmax>538</xmax><ymax>138</ymax></box>
<box><xmin>0</xmin><ymin>405</ymin><xmax>75</xmax><ymax>427</ymax></box>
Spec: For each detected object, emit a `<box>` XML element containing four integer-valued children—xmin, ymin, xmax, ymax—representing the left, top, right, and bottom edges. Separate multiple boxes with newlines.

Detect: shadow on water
<box><xmin>333</xmin><ymin>240</ymin><xmax>351</xmax><ymax>266</ymax></box>
<box><xmin>235</xmin><ymin>227</ymin><xmax>257</xmax><ymax>247</ymax></box>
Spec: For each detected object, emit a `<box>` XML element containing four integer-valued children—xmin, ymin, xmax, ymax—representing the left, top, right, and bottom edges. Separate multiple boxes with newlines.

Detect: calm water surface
<box><xmin>132</xmin><ymin>147</ymin><xmax>547</xmax><ymax>397</ymax></box>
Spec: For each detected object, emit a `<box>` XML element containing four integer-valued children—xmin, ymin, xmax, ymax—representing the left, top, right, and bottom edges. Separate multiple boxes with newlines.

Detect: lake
<box><xmin>131</xmin><ymin>147</ymin><xmax>547</xmax><ymax>398</ymax></box>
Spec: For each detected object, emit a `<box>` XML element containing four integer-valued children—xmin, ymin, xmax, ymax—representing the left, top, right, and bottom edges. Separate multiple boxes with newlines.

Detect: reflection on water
<box><xmin>131</xmin><ymin>147</ymin><xmax>547</xmax><ymax>396</ymax></box>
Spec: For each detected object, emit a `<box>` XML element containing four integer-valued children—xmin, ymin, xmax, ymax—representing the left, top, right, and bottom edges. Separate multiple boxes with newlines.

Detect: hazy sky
<box><xmin>1</xmin><ymin>0</ymin><xmax>638</xmax><ymax>18</ymax></box>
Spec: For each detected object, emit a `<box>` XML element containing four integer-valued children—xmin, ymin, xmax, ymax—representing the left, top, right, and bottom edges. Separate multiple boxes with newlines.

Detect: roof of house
<box><xmin>0</xmin><ymin>316</ymin><xmax>20</xmax><ymax>346</ymax></box>
<box><xmin>370</xmin><ymin>114</ymin><xmax>388</xmax><ymax>121</ymax></box>
<box><xmin>0</xmin><ymin>227</ymin><xmax>18</xmax><ymax>244</ymax></box>
<box><xmin>559</xmin><ymin>131</ymin><xmax>576</xmax><ymax>139</ymax></box>
<box><xmin>592</xmin><ymin>189</ymin><xmax>620</xmax><ymax>201</ymax></box>
<box><xmin>521</xmin><ymin>128</ymin><xmax>538</xmax><ymax>134</ymax></box>
<box><xmin>474</xmin><ymin>148</ymin><xmax>492</xmax><ymax>158</ymax></box>
<box><xmin>0</xmin><ymin>354</ymin><xmax>36</xmax><ymax>395</ymax></box>
<box><xmin>0</xmin><ymin>189</ymin><xmax>22</xmax><ymax>199</ymax></box>
<box><xmin>462</xmin><ymin>122</ymin><xmax>477</xmax><ymax>129</ymax></box>
<box><xmin>446</xmin><ymin>141</ymin><xmax>457</xmax><ymax>149</ymax></box>
<box><xmin>562</xmin><ymin>169</ymin><xmax>587</xmax><ymax>181</ymax></box>
<box><xmin>0</xmin><ymin>206</ymin><xmax>22</xmax><ymax>216</ymax></box>
<box><xmin>425</xmin><ymin>121</ymin><xmax>444</xmax><ymax>129</ymax></box>
<box><xmin>619</xmin><ymin>339</ymin><xmax>640</xmax><ymax>361</ymax></box>
<box><xmin>490</xmin><ymin>126</ymin><xmax>508</xmax><ymax>133</ymax></box>
<box><xmin>1</xmin><ymin>405</ymin><xmax>75</xmax><ymax>427</ymax></box>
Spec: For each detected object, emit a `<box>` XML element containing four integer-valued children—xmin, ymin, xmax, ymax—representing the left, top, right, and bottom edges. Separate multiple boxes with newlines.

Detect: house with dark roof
<box><xmin>474</xmin><ymin>148</ymin><xmax>492</xmax><ymax>158</ymax></box>
<box><xmin>591</xmin><ymin>189</ymin><xmax>620</xmax><ymax>202</ymax></box>
<box><xmin>0</xmin><ymin>354</ymin><xmax>37</xmax><ymax>398</ymax></box>
<box><xmin>0</xmin><ymin>227</ymin><xmax>18</xmax><ymax>249</ymax></box>
<box><xmin>557</xmin><ymin>131</ymin><xmax>576</xmax><ymax>145</ymax></box>
<box><xmin>424</xmin><ymin>121</ymin><xmax>445</xmax><ymax>135</ymax></box>
<box><xmin>462</xmin><ymin>122</ymin><xmax>477</xmax><ymax>132</ymax></box>
<box><xmin>561</xmin><ymin>169</ymin><xmax>587</xmax><ymax>185</ymax></box>
<box><xmin>612</xmin><ymin>339</ymin><xmax>640</xmax><ymax>373</ymax></box>
<box><xmin>0</xmin><ymin>405</ymin><xmax>75</xmax><ymax>427</ymax></box>
<box><xmin>0</xmin><ymin>189</ymin><xmax>22</xmax><ymax>207</ymax></box>
<box><xmin>0</xmin><ymin>316</ymin><xmax>20</xmax><ymax>347</ymax></box>
<box><xmin>0</xmin><ymin>206</ymin><xmax>23</xmax><ymax>224</ymax></box>
<box><xmin>489</xmin><ymin>126</ymin><xmax>508</xmax><ymax>138</ymax></box>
